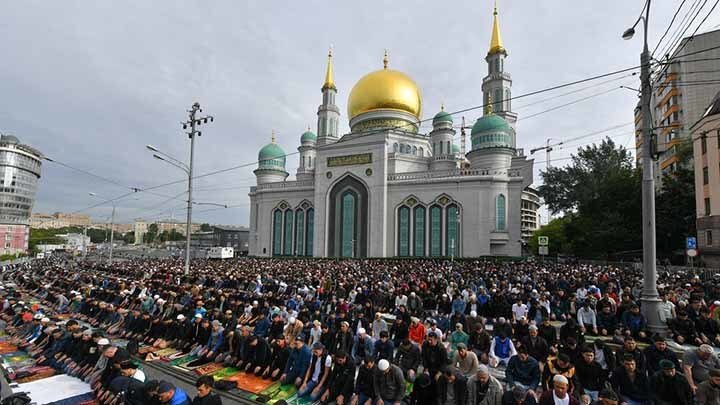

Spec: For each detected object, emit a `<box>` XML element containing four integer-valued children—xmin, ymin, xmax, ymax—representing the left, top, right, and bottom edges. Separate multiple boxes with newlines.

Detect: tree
<box><xmin>123</xmin><ymin>232</ymin><xmax>135</xmax><ymax>244</ymax></box>
<box><xmin>656</xmin><ymin>166</ymin><xmax>696</xmax><ymax>261</ymax></box>
<box><xmin>200</xmin><ymin>223</ymin><xmax>212</xmax><ymax>232</ymax></box>
<box><xmin>529</xmin><ymin>216</ymin><xmax>571</xmax><ymax>256</ymax></box>
<box><xmin>537</xmin><ymin>138</ymin><xmax>642</xmax><ymax>259</ymax></box>
<box><xmin>146</xmin><ymin>223</ymin><xmax>159</xmax><ymax>244</ymax></box>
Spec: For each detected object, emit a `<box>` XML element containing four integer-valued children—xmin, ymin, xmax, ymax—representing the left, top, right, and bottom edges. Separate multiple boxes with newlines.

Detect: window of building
<box><xmin>506</xmin><ymin>89</ymin><xmax>511</xmax><ymax>111</ymax></box>
<box><xmin>707</xmin><ymin>230</ymin><xmax>714</xmax><ymax>246</ymax></box>
<box><xmin>706</xmin><ymin>198</ymin><xmax>712</xmax><ymax>216</ymax></box>
<box><xmin>340</xmin><ymin>191</ymin><xmax>357</xmax><ymax>257</ymax></box>
<box><xmin>393</xmin><ymin>143</ymin><xmax>399</xmax><ymax>153</ymax></box>
<box><xmin>306</xmin><ymin>208</ymin><xmax>314</xmax><ymax>256</ymax></box>
<box><xmin>295</xmin><ymin>210</ymin><xmax>305</xmax><ymax>256</ymax></box>
<box><xmin>703</xmin><ymin>166</ymin><xmax>709</xmax><ymax>185</ymax></box>
<box><xmin>413</xmin><ymin>206</ymin><xmax>425</xmax><ymax>257</ymax></box>
<box><xmin>272</xmin><ymin>209</ymin><xmax>282</xmax><ymax>256</ymax></box>
<box><xmin>419</xmin><ymin>147</ymin><xmax>424</xmax><ymax>157</ymax></box>
<box><xmin>429</xmin><ymin>205</ymin><xmax>442</xmax><ymax>256</ymax></box>
<box><xmin>702</xmin><ymin>136</ymin><xmax>707</xmax><ymax>154</ymax></box>
<box><xmin>397</xmin><ymin>206</ymin><xmax>410</xmax><ymax>257</ymax></box>
<box><xmin>445</xmin><ymin>205</ymin><xmax>459</xmax><ymax>257</ymax></box>
<box><xmin>496</xmin><ymin>194</ymin><xmax>506</xmax><ymax>231</ymax></box>
<box><xmin>283</xmin><ymin>210</ymin><xmax>293</xmax><ymax>255</ymax></box>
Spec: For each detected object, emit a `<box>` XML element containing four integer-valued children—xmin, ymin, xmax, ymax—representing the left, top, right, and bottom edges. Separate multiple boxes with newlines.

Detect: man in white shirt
<box><xmin>577</xmin><ymin>303</ymin><xmax>598</xmax><ymax>335</ymax></box>
<box><xmin>658</xmin><ymin>292</ymin><xmax>676</xmax><ymax>325</ymax></box>
<box><xmin>511</xmin><ymin>299</ymin><xmax>528</xmax><ymax>323</ymax></box>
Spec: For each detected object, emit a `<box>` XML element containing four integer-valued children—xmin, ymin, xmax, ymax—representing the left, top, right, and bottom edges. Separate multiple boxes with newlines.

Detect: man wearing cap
<box><xmin>422</xmin><ymin>331</ymin><xmax>448</xmax><ymax>381</ymax></box>
<box><xmin>321</xmin><ymin>350</ymin><xmax>354</xmax><ymax>405</ymax></box>
<box><xmin>670</xmin><ymin>309</ymin><xmax>702</xmax><ymax>345</ymax></box>
<box><xmin>353</xmin><ymin>328</ymin><xmax>374</xmax><ymax>365</ymax></box>
<box><xmin>538</xmin><ymin>374</ymin><xmax>578</xmax><ymax>405</ymax></box>
<box><xmin>649</xmin><ymin>359</ymin><xmax>692</xmax><ymax>405</ymax></box>
<box><xmin>451</xmin><ymin>343</ymin><xmax>479</xmax><ymax>379</ymax></box>
<box><xmin>298</xmin><ymin>342</ymin><xmax>332</xmax><ymax>401</ymax></box>
<box><xmin>373</xmin><ymin>359</ymin><xmax>405</xmax><ymax>405</ymax></box>
<box><xmin>696</xmin><ymin>368</ymin><xmax>720</xmax><ymax>405</ymax></box>
<box><xmin>333</xmin><ymin>321</ymin><xmax>354</xmax><ymax>356</ymax></box>
<box><xmin>682</xmin><ymin>344</ymin><xmax>720</xmax><ymax>393</ymax></box>
<box><xmin>158</xmin><ymin>380</ymin><xmax>191</xmax><ymax>405</ymax></box>
<box><xmin>468</xmin><ymin>364</ymin><xmax>503</xmax><ymax>405</ymax></box>
<box><xmin>281</xmin><ymin>337</ymin><xmax>312</xmax><ymax>387</ymax></box>
<box><xmin>642</xmin><ymin>335</ymin><xmax>679</xmax><ymax>376</ymax></box>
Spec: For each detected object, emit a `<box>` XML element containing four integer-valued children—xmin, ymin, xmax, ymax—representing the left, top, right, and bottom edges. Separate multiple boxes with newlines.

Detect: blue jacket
<box><xmin>506</xmin><ymin>355</ymin><xmax>540</xmax><ymax>390</ymax></box>
<box><xmin>284</xmin><ymin>344</ymin><xmax>311</xmax><ymax>377</ymax></box>
<box><xmin>169</xmin><ymin>387</ymin><xmax>191</xmax><ymax>405</ymax></box>
<box><xmin>254</xmin><ymin>317</ymin><xmax>270</xmax><ymax>337</ymax></box>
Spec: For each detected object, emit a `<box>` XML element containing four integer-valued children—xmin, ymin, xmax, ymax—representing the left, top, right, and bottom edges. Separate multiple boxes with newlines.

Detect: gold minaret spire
<box><xmin>322</xmin><ymin>46</ymin><xmax>336</xmax><ymax>91</ymax></box>
<box><xmin>485</xmin><ymin>93</ymin><xmax>494</xmax><ymax>115</ymax></box>
<box><xmin>488</xmin><ymin>1</ymin><xmax>506</xmax><ymax>56</ymax></box>
<box><xmin>383</xmin><ymin>49</ymin><xmax>389</xmax><ymax>69</ymax></box>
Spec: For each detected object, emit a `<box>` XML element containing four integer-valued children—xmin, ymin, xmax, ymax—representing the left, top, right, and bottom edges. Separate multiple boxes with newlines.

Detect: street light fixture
<box><xmin>148</xmin><ymin>103</ymin><xmax>214</xmax><ymax>275</ymax></box>
<box><xmin>622</xmin><ymin>0</ymin><xmax>664</xmax><ymax>334</ymax></box>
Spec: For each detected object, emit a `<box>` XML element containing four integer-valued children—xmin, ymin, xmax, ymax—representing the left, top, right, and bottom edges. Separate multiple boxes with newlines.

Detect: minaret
<box><xmin>482</xmin><ymin>2</ymin><xmax>517</xmax><ymax>146</ymax></box>
<box><xmin>296</xmin><ymin>126</ymin><xmax>317</xmax><ymax>181</ymax></box>
<box><xmin>430</xmin><ymin>104</ymin><xmax>459</xmax><ymax>171</ymax></box>
<box><xmin>317</xmin><ymin>48</ymin><xmax>340</xmax><ymax>146</ymax></box>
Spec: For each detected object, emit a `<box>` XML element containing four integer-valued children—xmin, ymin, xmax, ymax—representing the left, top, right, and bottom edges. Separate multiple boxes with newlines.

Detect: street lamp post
<box><xmin>623</xmin><ymin>0</ymin><xmax>665</xmax><ymax>334</ymax></box>
<box><xmin>89</xmin><ymin>192</ymin><xmax>116</xmax><ymax>265</ymax></box>
<box><xmin>147</xmin><ymin>102</ymin><xmax>213</xmax><ymax>275</ymax></box>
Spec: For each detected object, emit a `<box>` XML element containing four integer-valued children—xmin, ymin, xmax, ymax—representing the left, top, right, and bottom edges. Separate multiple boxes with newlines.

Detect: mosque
<box><xmin>248</xmin><ymin>6</ymin><xmax>534</xmax><ymax>258</ymax></box>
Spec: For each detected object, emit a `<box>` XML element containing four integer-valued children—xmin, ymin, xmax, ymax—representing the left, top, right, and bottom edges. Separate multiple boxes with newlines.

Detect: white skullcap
<box><xmin>358</xmin><ymin>328</ymin><xmax>366</xmax><ymax>335</ymax></box>
<box><xmin>153</xmin><ymin>295</ymin><xmax>159</xmax><ymax>300</ymax></box>
<box><xmin>378</xmin><ymin>359</ymin><xmax>390</xmax><ymax>371</ymax></box>
<box><xmin>477</xmin><ymin>365</ymin><xmax>489</xmax><ymax>375</ymax></box>
<box><xmin>194</xmin><ymin>313</ymin><xmax>202</xmax><ymax>319</ymax></box>
<box><xmin>176</xmin><ymin>314</ymin><xmax>186</xmax><ymax>320</ymax></box>
<box><xmin>41</xmin><ymin>317</ymin><xmax>50</xmax><ymax>323</ymax></box>
<box><xmin>699</xmin><ymin>344</ymin><xmax>714</xmax><ymax>354</ymax></box>
<box><xmin>288</xmin><ymin>317</ymin><xmax>295</xmax><ymax>324</ymax></box>
<box><xmin>553</xmin><ymin>375</ymin><xmax>569</xmax><ymax>385</ymax></box>
<box><xmin>470</xmin><ymin>311</ymin><xmax>477</xmax><ymax>317</ymax></box>
<box><xmin>97</xmin><ymin>338</ymin><xmax>110</xmax><ymax>345</ymax></box>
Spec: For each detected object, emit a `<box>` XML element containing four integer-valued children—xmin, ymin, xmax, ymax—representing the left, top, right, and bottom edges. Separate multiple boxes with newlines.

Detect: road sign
<box><xmin>539</xmin><ymin>246</ymin><xmax>549</xmax><ymax>255</ymax></box>
<box><xmin>687</xmin><ymin>237</ymin><xmax>697</xmax><ymax>249</ymax></box>
<box><xmin>687</xmin><ymin>249</ymin><xmax>697</xmax><ymax>257</ymax></box>
<box><xmin>538</xmin><ymin>236</ymin><xmax>549</xmax><ymax>246</ymax></box>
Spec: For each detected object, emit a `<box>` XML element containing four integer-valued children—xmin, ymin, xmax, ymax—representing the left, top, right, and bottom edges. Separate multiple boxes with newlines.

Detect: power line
<box><xmin>657</xmin><ymin>0</ymin><xmax>705</xmax><ymax>58</ymax></box>
<box><xmin>673</xmin><ymin>0</ymin><xmax>720</xmax><ymax>56</ymax></box>
<box><xmin>652</xmin><ymin>0</ymin><xmax>688</xmax><ymax>57</ymax></box>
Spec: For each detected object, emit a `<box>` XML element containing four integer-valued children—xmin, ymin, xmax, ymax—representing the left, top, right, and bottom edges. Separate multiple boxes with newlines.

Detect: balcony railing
<box><xmin>388</xmin><ymin>167</ymin><xmax>522</xmax><ymax>181</ymax></box>
<box><xmin>253</xmin><ymin>180</ymin><xmax>314</xmax><ymax>191</ymax></box>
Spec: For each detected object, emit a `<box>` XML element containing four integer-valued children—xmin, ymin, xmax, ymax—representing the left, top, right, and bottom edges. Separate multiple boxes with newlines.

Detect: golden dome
<box><xmin>347</xmin><ymin>52</ymin><xmax>422</xmax><ymax>120</ymax></box>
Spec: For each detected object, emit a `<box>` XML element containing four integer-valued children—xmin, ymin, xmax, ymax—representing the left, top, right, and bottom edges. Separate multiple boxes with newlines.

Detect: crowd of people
<box><xmin>1</xmin><ymin>255</ymin><xmax>720</xmax><ymax>405</ymax></box>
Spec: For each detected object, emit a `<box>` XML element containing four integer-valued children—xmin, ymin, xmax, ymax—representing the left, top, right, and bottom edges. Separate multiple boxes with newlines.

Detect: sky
<box><xmin>2</xmin><ymin>0</ymin><xmax>719</xmax><ymax>227</ymax></box>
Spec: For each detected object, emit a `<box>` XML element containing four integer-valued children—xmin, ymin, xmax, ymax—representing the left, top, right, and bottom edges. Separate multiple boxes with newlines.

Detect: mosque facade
<box><xmin>248</xmin><ymin>6</ymin><xmax>533</xmax><ymax>258</ymax></box>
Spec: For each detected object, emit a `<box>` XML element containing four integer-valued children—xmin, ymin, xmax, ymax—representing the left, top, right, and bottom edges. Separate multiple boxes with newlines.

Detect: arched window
<box><xmin>506</xmin><ymin>89</ymin><xmax>511</xmax><ymax>111</ymax></box>
<box><xmin>306</xmin><ymin>208</ymin><xmax>314</xmax><ymax>256</ymax></box>
<box><xmin>272</xmin><ymin>209</ymin><xmax>283</xmax><ymax>256</ymax></box>
<box><xmin>393</xmin><ymin>143</ymin><xmax>399</xmax><ymax>153</ymax></box>
<box><xmin>340</xmin><ymin>191</ymin><xmax>357</xmax><ymax>257</ymax></box>
<box><xmin>397</xmin><ymin>206</ymin><xmax>410</xmax><ymax>256</ymax></box>
<box><xmin>429</xmin><ymin>205</ymin><xmax>443</xmax><ymax>256</ymax></box>
<box><xmin>413</xmin><ymin>205</ymin><xmax>426</xmax><ymax>256</ymax></box>
<box><xmin>419</xmin><ymin>147</ymin><xmax>424</xmax><ymax>157</ymax></box>
<box><xmin>433</xmin><ymin>143</ymin><xmax>437</xmax><ymax>156</ymax></box>
<box><xmin>283</xmin><ymin>210</ymin><xmax>293</xmax><ymax>255</ymax></box>
<box><xmin>446</xmin><ymin>204</ymin><xmax>459</xmax><ymax>257</ymax></box>
<box><xmin>494</xmin><ymin>88</ymin><xmax>503</xmax><ymax>111</ymax></box>
<box><xmin>496</xmin><ymin>194</ymin><xmax>506</xmax><ymax>231</ymax></box>
<box><xmin>412</xmin><ymin>146</ymin><xmax>417</xmax><ymax>155</ymax></box>
<box><xmin>295</xmin><ymin>210</ymin><xmax>305</xmax><ymax>256</ymax></box>
<box><xmin>446</xmin><ymin>141</ymin><xmax>451</xmax><ymax>155</ymax></box>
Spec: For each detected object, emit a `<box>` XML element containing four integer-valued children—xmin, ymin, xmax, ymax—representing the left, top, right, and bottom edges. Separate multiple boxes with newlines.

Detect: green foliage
<box><xmin>200</xmin><ymin>223</ymin><xmax>212</xmax><ymax>232</ymax></box>
<box><xmin>536</xmin><ymin>137</ymin><xmax>695</xmax><ymax>260</ymax></box>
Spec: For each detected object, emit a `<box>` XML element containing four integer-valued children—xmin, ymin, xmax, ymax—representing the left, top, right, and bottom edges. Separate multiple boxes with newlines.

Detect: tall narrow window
<box><xmin>496</xmin><ymin>194</ymin><xmax>506</xmax><ymax>231</ymax></box>
<box><xmin>283</xmin><ymin>210</ymin><xmax>293</xmax><ymax>255</ymax></box>
<box><xmin>272</xmin><ymin>209</ymin><xmax>282</xmax><ymax>256</ymax></box>
<box><xmin>430</xmin><ymin>205</ymin><xmax>442</xmax><ymax>256</ymax></box>
<box><xmin>398</xmin><ymin>206</ymin><xmax>410</xmax><ymax>256</ymax></box>
<box><xmin>394</xmin><ymin>143</ymin><xmax>399</xmax><ymax>153</ymax></box>
<box><xmin>494</xmin><ymin>89</ymin><xmax>503</xmax><ymax>111</ymax></box>
<box><xmin>341</xmin><ymin>192</ymin><xmax>356</xmax><ymax>257</ymax></box>
<box><xmin>506</xmin><ymin>89</ymin><xmax>511</xmax><ymax>111</ymax></box>
<box><xmin>413</xmin><ymin>206</ymin><xmax>426</xmax><ymax>256</ymax></box>
<box><xmin>306</xmin><ymin>208</ymin><xmax>314</xmax><ymax>256</ymax></box>
<box><xmin>295</xmin><ymin>210</ymin><xmax>305</xmax><ymax>256</ymax></box>
<box><xmin>703</xmin><ymin>167</ymin><xmax>709</xmax><ymax>185</ymax></box>
<box><xmin>446</xmin><ymin>205</ymin><xmax>459</xmax><ymax>257</ymax></box>
<box><xmin>707</xmin><ymin>230</ymin><xmax>713</xmax><ymax>246</ymax></box>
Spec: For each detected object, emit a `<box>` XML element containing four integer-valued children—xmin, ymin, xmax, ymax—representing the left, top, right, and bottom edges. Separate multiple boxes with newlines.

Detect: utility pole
<box><xmin>82</xmin><ymin>225</ymin><xmax>87</xmax><ymax>260</ymax></box>
<box><xmin>109</xmin><ymin>205</ymin><xmax>115</xmax><ymax>264</ymax></box>
<box><xmin>529</xmin><ymin>138</ymin><xmax>562</xmax><ymax>168</ymax></box>
<box><xmin>623</xmin><ymin>0</ymin><xmax>664</xmax><ymax>334</ymax></box>
<box><xmin>181</xmin><ymin>102</ymin><xmax>214</xmax><ymax>275</ymax></box>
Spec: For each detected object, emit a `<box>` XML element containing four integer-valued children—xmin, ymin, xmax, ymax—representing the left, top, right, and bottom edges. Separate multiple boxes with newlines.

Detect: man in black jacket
<box><xmin>353</xmin><ymin>356</ymin><xmax>376</xmax><ymax>405</ymax></box>
<box><xmin>436</xmin><ymin>367</ymin><xmax>468</xmax><ymax>405</ymax></box>
<box><xmin>320</xmin><ymin>350</ymin><xmax>354</xmax><ymax>404</ymax></box>
<box><xmin>575</xmin><ymin>346</ymin><xmax>606</xmax><ymax>401</ymax></box>
<box><xmin>421</xmin><ymin>332</ymin><xmax>448</xmax><ymax>381</ymax></box>
<box><xmin>643</xmin><ymin>335</ymin><xmax>679</xmax><ymax>376</ymax></box>
<box><xmin>244</xmin><ymin>335</ymin><xmax>272</xmax><ymax>376</ymax></box>
<box><xmin>649</xmin><ymin>359</ymin><xmax>693</xmax><ymax>405</ymax></box>
<box><xmin>521</xmin><ymin>325</ymin><xmax>549</xmax><ymax>367</ymax></box>
<box><xmin>192</xmin><ymin>375</ymin><xmax>222</xmax><ymax>405</ymax></box>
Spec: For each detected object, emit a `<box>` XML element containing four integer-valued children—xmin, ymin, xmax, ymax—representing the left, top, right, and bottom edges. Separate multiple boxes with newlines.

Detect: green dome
<box><xmin>300</xmin><ymin>130</ymin><xmax>317</xmax><ymax>143</ymax></box>
<box><xmin>258</xmin><ymin>142</ymin><xmax>286</xmax><ymax>170</ymax></box>
<box><xmin>452</xmin><ymin>143</ymin><xmax>460</xmax><ymax>154</ymax></box>
<box><xmin>433</xmin><ymin>109</ymin><xmax>453</xmax><ymax>125</ymax></box>
<box><xmin>471</xmin><ymin>114</ymin><xmax>513</xmax><ymax>149</ymax></box>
